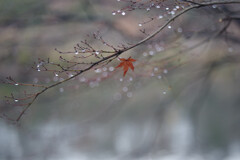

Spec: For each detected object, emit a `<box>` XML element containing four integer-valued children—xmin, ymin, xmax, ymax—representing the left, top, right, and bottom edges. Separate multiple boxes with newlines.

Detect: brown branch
<box><xmin>14</xmin><ymin>0</ymin><xmax>240</xmax><ymax>122</ymax></box>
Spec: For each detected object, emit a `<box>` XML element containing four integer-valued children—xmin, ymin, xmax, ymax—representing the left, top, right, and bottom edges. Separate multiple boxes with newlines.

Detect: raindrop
<box><xmin>127</xmin><ymin>92</ymin><xmax>133</xmax><ymax>98</ymax></box>
<box><xmin>45</xmin><ymin>78</ymin><xmax>50</xmax><ymax>83</ymax></box>
<box><xmin>33</xmin><ymin>78</ymin><xmax>38</xmax><ymax>83</ymax></box>
<box><xmin>158</xmin><ymin>75</ymin><xmax>162</xmax><ymax>79</ymax></box>
<box><xmin>177</xmin><ymin>27</ymin><xmax>183</xmax><ymax>33</ymax></box>
<box><xmin>59</xmin><ymin>78</ymin><xmax>64</xmax><ymax>82</ymax></box>
<box><xmin>113</xmin><ymin>92</ymin><xmax>122</xmax><ymax>101</ymax></box>
<box><xmin>149</xmin><ymin>51</ymin><xmax>155</xmax><ymax>55</ymax></box>
<box><xmin>163</xmin><ymin>69</ymin><xmax>168</xmax><ymax>74</ymax></box>
<box><xmin>53</xmin><ymin>76</ymin><xmax>58</xmax><ymax>82</ymax></box>
<box><xmin>122</xmin><ymin>87</ymin><xmax>128</xmax><ymax>92</ymax></box>
<box><xmin>95</xmin><ymin>68</ymin><xmax>102</xmax><ymax>73</ymax></box>
<box><xmin>80</xmin><ymin>77</ymin><xmax>86</xmax><ymax>82</ymax></box>
<box><xmin>212</xmin><ymin>5</ymin><xmax>217</xmax><ymax>8</ymax></box>
<box><xmin>96</xmin><ymin>77</ymin><xmax>101</xmax><ymax>82</ymax></box>
<box><xmin>109</xmin><ymin>66</ymin><xmax>114</xmax><ymax>71</ymax></box>
<box><xmin>103</xmin><ymin>67</ymin><xmax>107</xmax><ymax>72</ymax></box>
<box><xmin>102</xmin><ymin>72</ymin><xmax>108</xmax><ymax>77</ymax></box>
<box><xmin>59</xmin><ymin>88</ymin><xmax>64</xmax><ymax>93</ymax></box>
<box><xmin>228</xmin><ymin>47</ymin><xmax>233</xmax><ymax>53</ymax></box>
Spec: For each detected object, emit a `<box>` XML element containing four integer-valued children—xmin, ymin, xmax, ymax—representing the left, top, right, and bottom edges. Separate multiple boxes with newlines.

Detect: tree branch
<box><xmin>14</xmin><ymin>0</ymin><xmax>240</xmax><ymax>122</ymax></box>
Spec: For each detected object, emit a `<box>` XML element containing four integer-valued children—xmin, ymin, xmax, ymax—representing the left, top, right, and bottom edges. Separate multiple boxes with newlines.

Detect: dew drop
<box><xmin>15</xmin><ymin>83</ymin><xmax>19</xmax><ymax>86</ymax></box>
<box><xmin>168</xmin><ymin>25</ymin><xmax>172</xmax><ymax>29</ymax></box>
<box><xmin>112</xmin><ymin>12</ymin><xmax>116</xmax><ymax>15</ymax></box>
<box><xmin>121</xmin><ymin>12</ymin><xmax>126</xmax><ymax>16</ymax></box>
<box><xmin>14</xmin><ymin>99</ymin><xmax>19</xmax><ymax>102</ymax></box>
<box><xmin>55</xmin><ymin>73</ymin><xmax>59</xmax><ymax>77</ymax></box>
<box><xmin>138</xmin><ymin>23</ymin><xmax>142</xmax><ymax>27</ymax></box>
<box><xmin>166</xmin><ymin>7</ymin><xmax>169</xmax><ymax>10</ymax></box>
<box><xmin>95</xmin><ymin>51</ymin><xmax>100</xmax><ymax>55</ymax></box>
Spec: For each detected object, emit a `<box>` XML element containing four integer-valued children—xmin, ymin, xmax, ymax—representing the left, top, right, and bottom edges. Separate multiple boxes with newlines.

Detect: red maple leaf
<box><xmin>115</xmin><ymin>57</ymin><xmax>136</xmax><ymax>77</ymax></box>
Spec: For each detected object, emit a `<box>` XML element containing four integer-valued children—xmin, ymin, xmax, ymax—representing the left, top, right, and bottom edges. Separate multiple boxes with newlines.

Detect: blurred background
<box><xmin>0</xmin><ymin>0</ymin><xmax>240</xmax><ymax>159</ymax></box>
